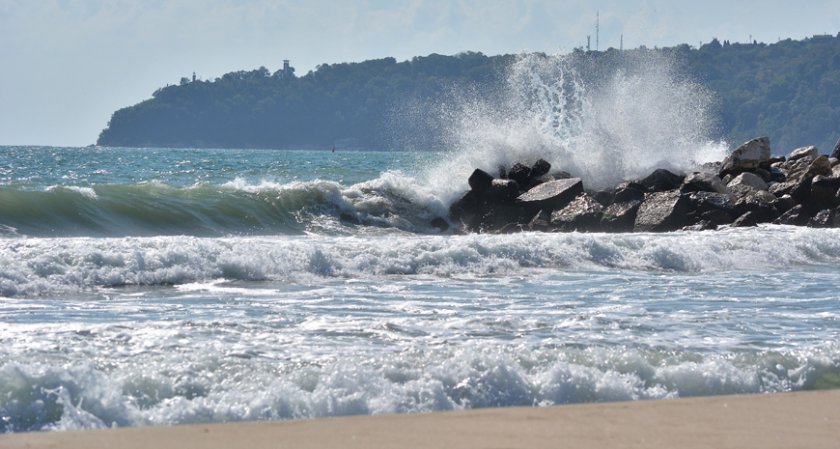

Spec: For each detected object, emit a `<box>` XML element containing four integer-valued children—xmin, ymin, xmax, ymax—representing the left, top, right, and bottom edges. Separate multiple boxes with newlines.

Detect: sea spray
<box><xmin>423</xmin><ymin>51</ymin><xmax>728</xmax><ymax>198</ymax></box>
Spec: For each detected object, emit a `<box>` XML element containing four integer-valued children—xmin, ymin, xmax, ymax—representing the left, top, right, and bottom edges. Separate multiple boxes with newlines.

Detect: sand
<box><xmin>2</xmin><ymin>390</ymin><xmax>839</xmax><ymax>449</ymax></box>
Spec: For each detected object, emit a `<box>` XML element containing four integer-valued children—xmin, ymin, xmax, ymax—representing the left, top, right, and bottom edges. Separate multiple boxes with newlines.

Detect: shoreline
<box><xmin>3</xmin><ymin>390</ymin><xmax>838</xmax><ymax>449</ymax></box>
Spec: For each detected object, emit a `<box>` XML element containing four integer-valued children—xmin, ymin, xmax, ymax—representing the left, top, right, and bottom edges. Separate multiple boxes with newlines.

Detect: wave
<box><xmin>0</xmin><ymin>173</ymin><xmax>449</xmax><ymax>238</ymax></box>
<box><xmin>2</xmin><ymin>226</ymin><xmax>839</xmax><ymax>297</ymax></box>
<box><xmin>2</xmin><ymin>342</ymin><xmax>838</xmax><ymax>432</ymax></box>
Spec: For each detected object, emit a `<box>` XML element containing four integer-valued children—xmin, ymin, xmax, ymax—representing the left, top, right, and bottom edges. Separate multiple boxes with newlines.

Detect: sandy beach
<box><xmin>3</xmin><ymin>390</ymin><xmax>838</xmax><ymax>449</ymax></box>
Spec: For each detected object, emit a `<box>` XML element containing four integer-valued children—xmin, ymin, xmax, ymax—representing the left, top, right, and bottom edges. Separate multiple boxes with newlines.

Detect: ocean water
<box><xmin>1</xmin><ymin>145</ymin><xmax>840</xmax><ymax>433</ymax></box>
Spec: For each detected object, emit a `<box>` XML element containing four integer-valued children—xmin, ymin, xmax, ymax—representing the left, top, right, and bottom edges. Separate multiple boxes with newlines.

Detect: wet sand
<box><xmin>3</xmin><ymin>390</ymin><xmax>838</xmax><ymax>449</ymax></box>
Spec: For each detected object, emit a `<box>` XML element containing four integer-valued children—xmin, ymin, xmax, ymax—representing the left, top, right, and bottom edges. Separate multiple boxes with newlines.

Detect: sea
<box><xmin>1</xmin><ymin>145</ymin><xmax>839</xmax><ymax>433</ymax></box>
<box><xmin>3</xmin><ymin>53</ymin><xmax>840</xmax><ymax>433</ymax></box>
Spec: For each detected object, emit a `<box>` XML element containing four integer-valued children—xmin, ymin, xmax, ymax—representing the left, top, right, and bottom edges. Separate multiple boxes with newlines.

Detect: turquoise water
<box><xmin>1</xmin><ymin>146</ymin><xmax>840</xmax><ymax>433</ymax></box>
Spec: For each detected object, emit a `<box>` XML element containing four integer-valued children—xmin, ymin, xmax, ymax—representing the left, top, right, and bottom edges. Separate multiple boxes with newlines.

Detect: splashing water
<box><xmin>426</xmin><ymin>51</ymin><xmax>728</xmax><ymax>196</ymax></box>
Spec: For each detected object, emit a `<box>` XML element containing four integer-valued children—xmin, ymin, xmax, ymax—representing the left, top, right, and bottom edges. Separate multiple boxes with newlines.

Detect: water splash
<box><xmin>427</xmin><ymin>51</ymin><xmax>728</xmax><ymax>195</ymax></box>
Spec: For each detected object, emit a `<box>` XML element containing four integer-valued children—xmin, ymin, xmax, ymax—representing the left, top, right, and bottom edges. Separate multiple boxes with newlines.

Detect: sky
<box><xmin>1</xmin><ymin>0</ymin><xmax>839</xmax><ymax>146</ymax></box>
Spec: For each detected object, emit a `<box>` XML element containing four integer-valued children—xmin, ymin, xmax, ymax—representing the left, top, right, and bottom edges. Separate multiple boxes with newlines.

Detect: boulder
<box><xmin>640</xmin><ymin>168</ymin><xmax>684</xmax><ymax>192</ymax></box>
<box><xmin>727</xmin><ymin>172</ymin><xmax>769</xmax><ymax>194</ymax></box>
<box><xmin>773</xmin><ymin>205</ymin><xmax>810</xmax><ymax>226</ymax></box>
<box><xmin>530</xmin><ymin>159</ymin><xmax>551</xmax><ymax>178</ymax></box>
<box><xmin>633</xmin><ymin>191</ymin><xmax>692</xmax><ymax>232</ymax></box>
<box><xmin>468</xmin><ymin>169</ymin><xmax>494</xmax><ymax>192</ymax></box>
<box><xmin>600</xmin><ymin>200</ymin><xmax>642</xmax><ymax>232</ymax></box>
<box><xmin>507</xmin><ymin>163</ymin><xmax>532</xmax><ymax>187</ymax></box>
<box><xmin>614</xmin><ymin>182</ymin><xmax>647</xmax><ymax>203</ymax></box>
<box><xmin>686</xmin><ymin>192</ymin><xmax>737</xmax><ymax>223</ymax></box>
<box><xmin>786</xmin><ymin>155</ymin><xmax>832</xmax><ymax>184</ymax></box>
<box><xmin>720</xmin><ymin>137</ymin><xmax>771</xmax><ymax>176</ymax></box>
<box><xmin>732</xmin><ymin>210</ymin><xmax>774</xmax><ymax>227</ymax></box>
<box><xmin>485</xmin><ymin>179</ymin><xmax>522</xmax><ymax>203</ymax></box>
<box><xmin>810</xmin><ymin>175</ymin><xmax>840</xmax><ymax>209</ymax></box>
<box><xmin>808</xmin><ymin>209</ymin><xmax>835</xmax><ymax>228</ymax></box>
<box><xmin>681</xmin><ymin>172</ymin><xmax>729</xmax><ymax>194</ymax></box>
<box><xmin>767</xmin><ymin>167</ymin><xmax>786</xmax><ymax>183</ymax></box>
<box><xmin>527</xmin><ymin>210</ymin><xmax>551</xmax><ymax>232</ymax></box>
<box><xmin>734</xmin><ymin>190</ymin><xmax>779</xmax><ymax>221</ymax></box>
<box><xmin>788</xmin><ymin>146</ymin><xmax>819</xmax><ymax>161</ymax></box>
<box><xmin>592</xmin><ymin>189</ymin><xmax>615</xmax><ymax>207</ymax></box>
<box><xmin>550</xmin><ymin>193</ymin><xmax>604</xmax><ymax>231</ymax></box>
<box><xmin>516</xmin><ymin>178</ymin><xmax>583</xmax><ymax>215</ymax></box>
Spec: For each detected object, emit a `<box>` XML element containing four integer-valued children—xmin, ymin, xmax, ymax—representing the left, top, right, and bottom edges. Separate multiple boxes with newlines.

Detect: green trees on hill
<box><xmin>97</xmin><ymin>35</ymin><xmax>840</xmax><ymax>153</ymax></box>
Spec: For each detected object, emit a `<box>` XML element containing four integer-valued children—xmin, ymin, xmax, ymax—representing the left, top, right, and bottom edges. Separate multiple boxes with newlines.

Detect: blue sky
<box><xmin>1</xmin><ymin>0</ymin><xmax>839</xmax><ymax>146</ymax></box>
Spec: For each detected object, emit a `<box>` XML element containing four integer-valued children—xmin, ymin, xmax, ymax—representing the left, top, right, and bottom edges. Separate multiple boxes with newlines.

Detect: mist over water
<box><xmin>425</xmin><ymin>52</ymin><xmax>728</xmax><ymax>196</ymax></box>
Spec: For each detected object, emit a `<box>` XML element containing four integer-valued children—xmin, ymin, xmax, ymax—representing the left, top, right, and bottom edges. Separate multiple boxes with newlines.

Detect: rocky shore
<box><xmin>449</xmin><ymin>137</ymin><xmax>840</xmax><ymax>233</ymax></box>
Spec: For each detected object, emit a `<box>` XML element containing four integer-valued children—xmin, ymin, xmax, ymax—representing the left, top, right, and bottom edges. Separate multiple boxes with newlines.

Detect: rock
<box><xmin>507</xmin><ymin>163</ymin><xmax>532</xmax><ymax>187</ymax></box>
<box><xmin>810</xmin><ymin>176</ymin><xmax>840</xmax><ymax>209</ymax></box>
<box><xmin>686</xmin><ymin>192</ymin><xmax>737</xmax><ymax>223</ymax></box>
<box><xmin>720</xmin><ymin>137</ymin><xmax>771</xmax><ymax>176</ymax></box>
<box><xmin>774</xmin><ymin>194</ymin><xmax>798</xmax><ymax>214</ymax></box>
<box><xmin>592</xmin><ymin>189</ymin><xmax>615</xmax><ymax>207</ymax></box>
<box><xmin>633</xmin><ymin>191</ymin><xmax>692</xmax><ymax>232</ymax></box>
<box><xmin>788</xmin><ymin>146</ymin><xmax>820</xmax><ymax>161</ymax></box>
<box><xmin>497</xmin><ymin>165</ymin><xmax>507</xmax><ymax>179</ymax></box>
<box><xmin>600</xmin><ymin>200</ymin><xmax>642</xmax><ymax>232</ymax></box>
<box><xmin>786</xmin><ymin>155</ymin><xmax>832</xmax><ymax>184</ymax></box>
<box><xmin>640</xmin><ymin>168</ymin><xmax>684</xmax><ymax>192</ymax></box>
<box><xmin>550</xmin><ymin>193</ymin><xmax>604</xmax><ymax>231</ymax></box>
<box><xmin>614</xmin><ymin>182</ymin><xmax>646</xmax><ymax>203</ymax></box>
<box><xmin>808</xmin><ymin>209</ymin><xmax>835</xmax><ymax>228</ymax></box>
<box><xmin>681</xmin><ymin>172</ymin><xmax>729</xmax><ymax>194</ymax></box>
<box><xmin>430</xmin><ymin>217</ymin><xmax>449</xmax><ymax>232</ymax></box>
<box><xmin>770</xmin><ymin>177</ymin><xmax>812</xmax><ymax>207</ymax></box>
<box><xmin>767</xmin><ymin>167</ymin><xmax>786</xmax><ymax>183</ymax></box>
<box><xmin>732</xmin><ymin>210</ymin><xmax>774</xmax><ymax>227</ymax></box>
<box><xmin>734</xmin><ymin>190</ymin><xmax>779</xmax><ymax>221</ymax></box>
<box><xmin>468</xmin><ymin>169</ymin><xmax>494</xmax><ymax>192</ymax></box>
<box><xmin>516</xmin><ymin>178</ymin><xmax>583</xmax><ymax>215</ymax></box>
<box><xmin>753</xmin><ymin>168</ymin><xmax>772</xmax><ymax>182</ymax></box>
<box><xmin>727</xmin><ymin>172</ymin><xmax>769</xmax><ymax>194</ymax></box>
<box><xmin>527</xmin><ymin>210</ymin><xmax>551</xmax><ymax>231</ymax></box>
<box><xmin>550</xmin><ymin>170</ymin><xmax>572</xmax><ymax>179</ymax></box>
<box><xmin>486</xmin><ymin>179</ymin><xmax>522</xmax><ymax>202</ymax></box>
<box><xmin>773</xmin><ymin>205</ymin><xmax>810</xmax><ymax>226</ymax></box>
<box><xmin>831</xmin><ymin>138</ymin><xmax>840</xmax><ymax>160</ymax></box>
<box><xmin>530</xmin><ymin>159</ymin><xmax>551</xmax><ymax>178</ymax></box>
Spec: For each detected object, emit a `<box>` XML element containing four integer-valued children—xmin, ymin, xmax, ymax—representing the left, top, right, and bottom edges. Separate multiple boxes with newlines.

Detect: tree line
<box><xmin>97</xmin><ymin>34</ymin><xmax>840</xmax><ymax>153</ymax></box>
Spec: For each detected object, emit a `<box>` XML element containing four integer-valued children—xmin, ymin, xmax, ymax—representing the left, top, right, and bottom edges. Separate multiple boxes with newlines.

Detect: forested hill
<box><xmin>97</xmin><ymin>34</ymin><xmax>840</xmax><ymax>152</ymax></box>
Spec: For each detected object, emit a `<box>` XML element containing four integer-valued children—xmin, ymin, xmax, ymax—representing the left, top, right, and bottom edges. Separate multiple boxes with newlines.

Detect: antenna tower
<box><xmin>596</xmin><ymin>11</ymin><xmax>600</xmax><ymax>51</ymax></box>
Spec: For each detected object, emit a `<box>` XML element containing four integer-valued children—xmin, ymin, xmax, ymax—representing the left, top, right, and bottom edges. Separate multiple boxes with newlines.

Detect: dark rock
<box><xmin>681</xmin><ymin>172</ymin><xmax>728</xmax><ymax>194</ymax></box>
<box><xmin>592</xmin><ymin>189</ymin><xmax>615</xmax><ymax>207</ymax></box>
<box><xmin>508</xmin><ymin>163</ymin><xmax>532</xmax><ymax>186</ymax></box>
<box><xmin>734</xmin><ymin>191</ymin><xmax>779</xmax><ymax>221</ymax></box>
<box><xmin>468</xmin><ymin>169</ymin><xmax>494</xmax><ymax>192</ymax></box>
<box><xmin>770</xmin><ymin>177</ymin><xmax>812</xmax><ymax>207</ymax></box>
<box><xmin>808</xmin><ymin>209</ymin><xmax>835</xmax><ymax>228</ymax></box>
<box><xmin>600</xmin><ymin>200</ymin><xmax>641</xmax><ymax>232</ymax></box>
<box><xmin>773</xmin><ymin>205</ymin><xmax>810</xmax><ymax>226</ymax></box>
<box><xmin>720</xmin><ymin>137</ymin><xmax>771</xmax><ymax>176</ymax></box>
<box><xmin>831</xmin><ymin>138</ymin><xmax>840</xmax><ymax>160</ymax></box>
<box><xmin>498</xmin><ymin>165</ymin><xmax>507</xmax><ymax>179</ymax></box>
<box><xmin>686</xmin><ymin>192</ymin><xmax>737</xmax><ymax>221</ymax></box>
<box><xmin>449</xmin><ymin>190</ymin><xmax>482</xmax><ymax>230</ymax></box>
<box><xmin>530</xmin><ymin>159</ymin><xmax>551</xmax><ymax>178</ymax></box>
<box><xmin>485</xmin><ymin>179</ymin><xmax>522</xmax><ymax>203</ymax></box>
<box><xmin>549</xmin><ymin>193</ymin><xmax>604</xmax><ymax>231</ymax></box>
<box><xmin>640</xmin><ymin>168</ymin><xmax>684</xmax><ymax>192</ymax></box>
<box><xmin>810</xmin><ymin>175</ymin><xmax>840</xmax><ymax>209</ymax></box>
<box><xmin>767</xmin><ymin>167</ymin><xmax>786</xmax><ymax>183</ymax></box>
<box><xmin>634</xmin><ymin>191</ymin><xmax>692</xmax><ymax>232</ymax></box>
<box><xmin>774</xmin><ymin>194</ymin><xmax>798</xmax><ymax>214</ymax></box>
<box><xmin>700</xmin><ymin>209</ymin><xmax>734</xmax><ymax>225</ymax></box>
<box><xmin>516</xmin><ymin>178</ymin><xmax>583</xmax><ymax>215</ymax></box>
<box><xmin>732</xmin><ymin>210</ymin><xmax>773</xmax><ymax>227</ymax></box>
<box><xmin>527</xmin><ymin>210</ymin><xmax>551</xmax><ymax>231</ymax></box>
<box><xmin>614</xmin><ymin>182</ymin><xmax>646</xmax><ymax>203</ymax></box>
<box><xmin>753</xmin><ymin>168</ymin><xmax>772</xmax><ymax>182</ymax></box>
<box><xmin>430</xmin><ymin>217</ymin><xmax>449</xmax><ymax>232</ymax></box>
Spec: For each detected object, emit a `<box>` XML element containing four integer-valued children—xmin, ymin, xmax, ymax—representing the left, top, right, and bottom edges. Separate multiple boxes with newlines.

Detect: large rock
<box><xmin>727</xmin><ymin>172</ymin><xmax>769</xmax><ymax>195</ymax></box>
<box><xmin>530</xmin><ymin>159</ymin><xmax>551</xmax><ymax>178</ymax></box>
<box><xmin>810</xmin><ymin>175</ymin><xmax>840</xmax><ymax>209</ymax></box>
<box><xmin>808</xmin><ymin>209</ymin><xmax>835</xmax><ymax>228</ymax></box>
<box><xmin>720</xmin><ymin>137</ymin><xmax>771</xmax><ymax>176</ymax></box>
<box><xmin>516</xmin><ymin>178</ymin><xmax>583</xmax><ymax>215</ymax></box>
<box><xmin>734</xmin><ymin>190</ymin><xmax>779</xmax><ymax>221</ymax></box>
<box><xmin>686</xmin><ymin>192</ymin><xmax>737</xmax><ymax>224</ymax></box>
<box><xmin>633</xmin><ymin>191</ymin><xmax>692</xmax><ymax>232</ymax></box>
<box><xmin>773</xmin><ymin>205</ymin><xmax>810</xmax><ymax>226</ymax></box>
<box><xmin>614</xmin><ymin>182</ymin><xmax>647</xmax><ymax>203</ymax></box>
<box><xmin>468</xmin><ymin>169</ymin><xmax>494</xmax><ymax>192</ymax></box>
<box><xmin>601</xmin><ymin>200</ymin><xmax>642</xmax><ymax>232</ymax></box>
<box><xmin>681</xmin><ymin>172</ymin><xmax>729</xmax><ymax>194</ymax></box>
<box><xmin>786</xmin><ymin>155</ymin><xmax>832</xmax><ymax>184</ymax></box>
<box><xmin>507</xmin><ymin>163</ymin><xmax>532</xmax><ymax>187</ymax></box>
<box><xmin>550</xmin><ymin>193</ymin><xmax>604</xmax><ymax>231</ymax></box>
<box><xmin>788</xmin><ymin>146</ymin><xmax>819</xmax><ymax>161</ymax></box>
<box><xmin>640</xmin><ymin>168</ymin><xmax>684</xmax><ymax>192</ymax></box>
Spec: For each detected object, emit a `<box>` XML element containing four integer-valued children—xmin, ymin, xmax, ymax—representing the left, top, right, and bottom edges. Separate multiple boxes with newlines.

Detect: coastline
<box><xmin>3</xmin><ymin>390</ymin><xmax>838</xmax><ymax>449</ymax></box>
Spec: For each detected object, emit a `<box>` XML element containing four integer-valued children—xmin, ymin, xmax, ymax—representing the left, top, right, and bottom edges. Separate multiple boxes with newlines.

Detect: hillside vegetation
<box><xmin>97</xmin><ymin>34</ymin><xmax>840</xmax><ymax>153</ymax></box>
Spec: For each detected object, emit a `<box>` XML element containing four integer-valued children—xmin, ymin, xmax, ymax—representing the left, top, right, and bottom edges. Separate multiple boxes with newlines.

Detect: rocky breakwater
<box><xmin>448</xmin><ymin>137</ymin><xmax>840</xmax><ymax>233</ymax></box>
